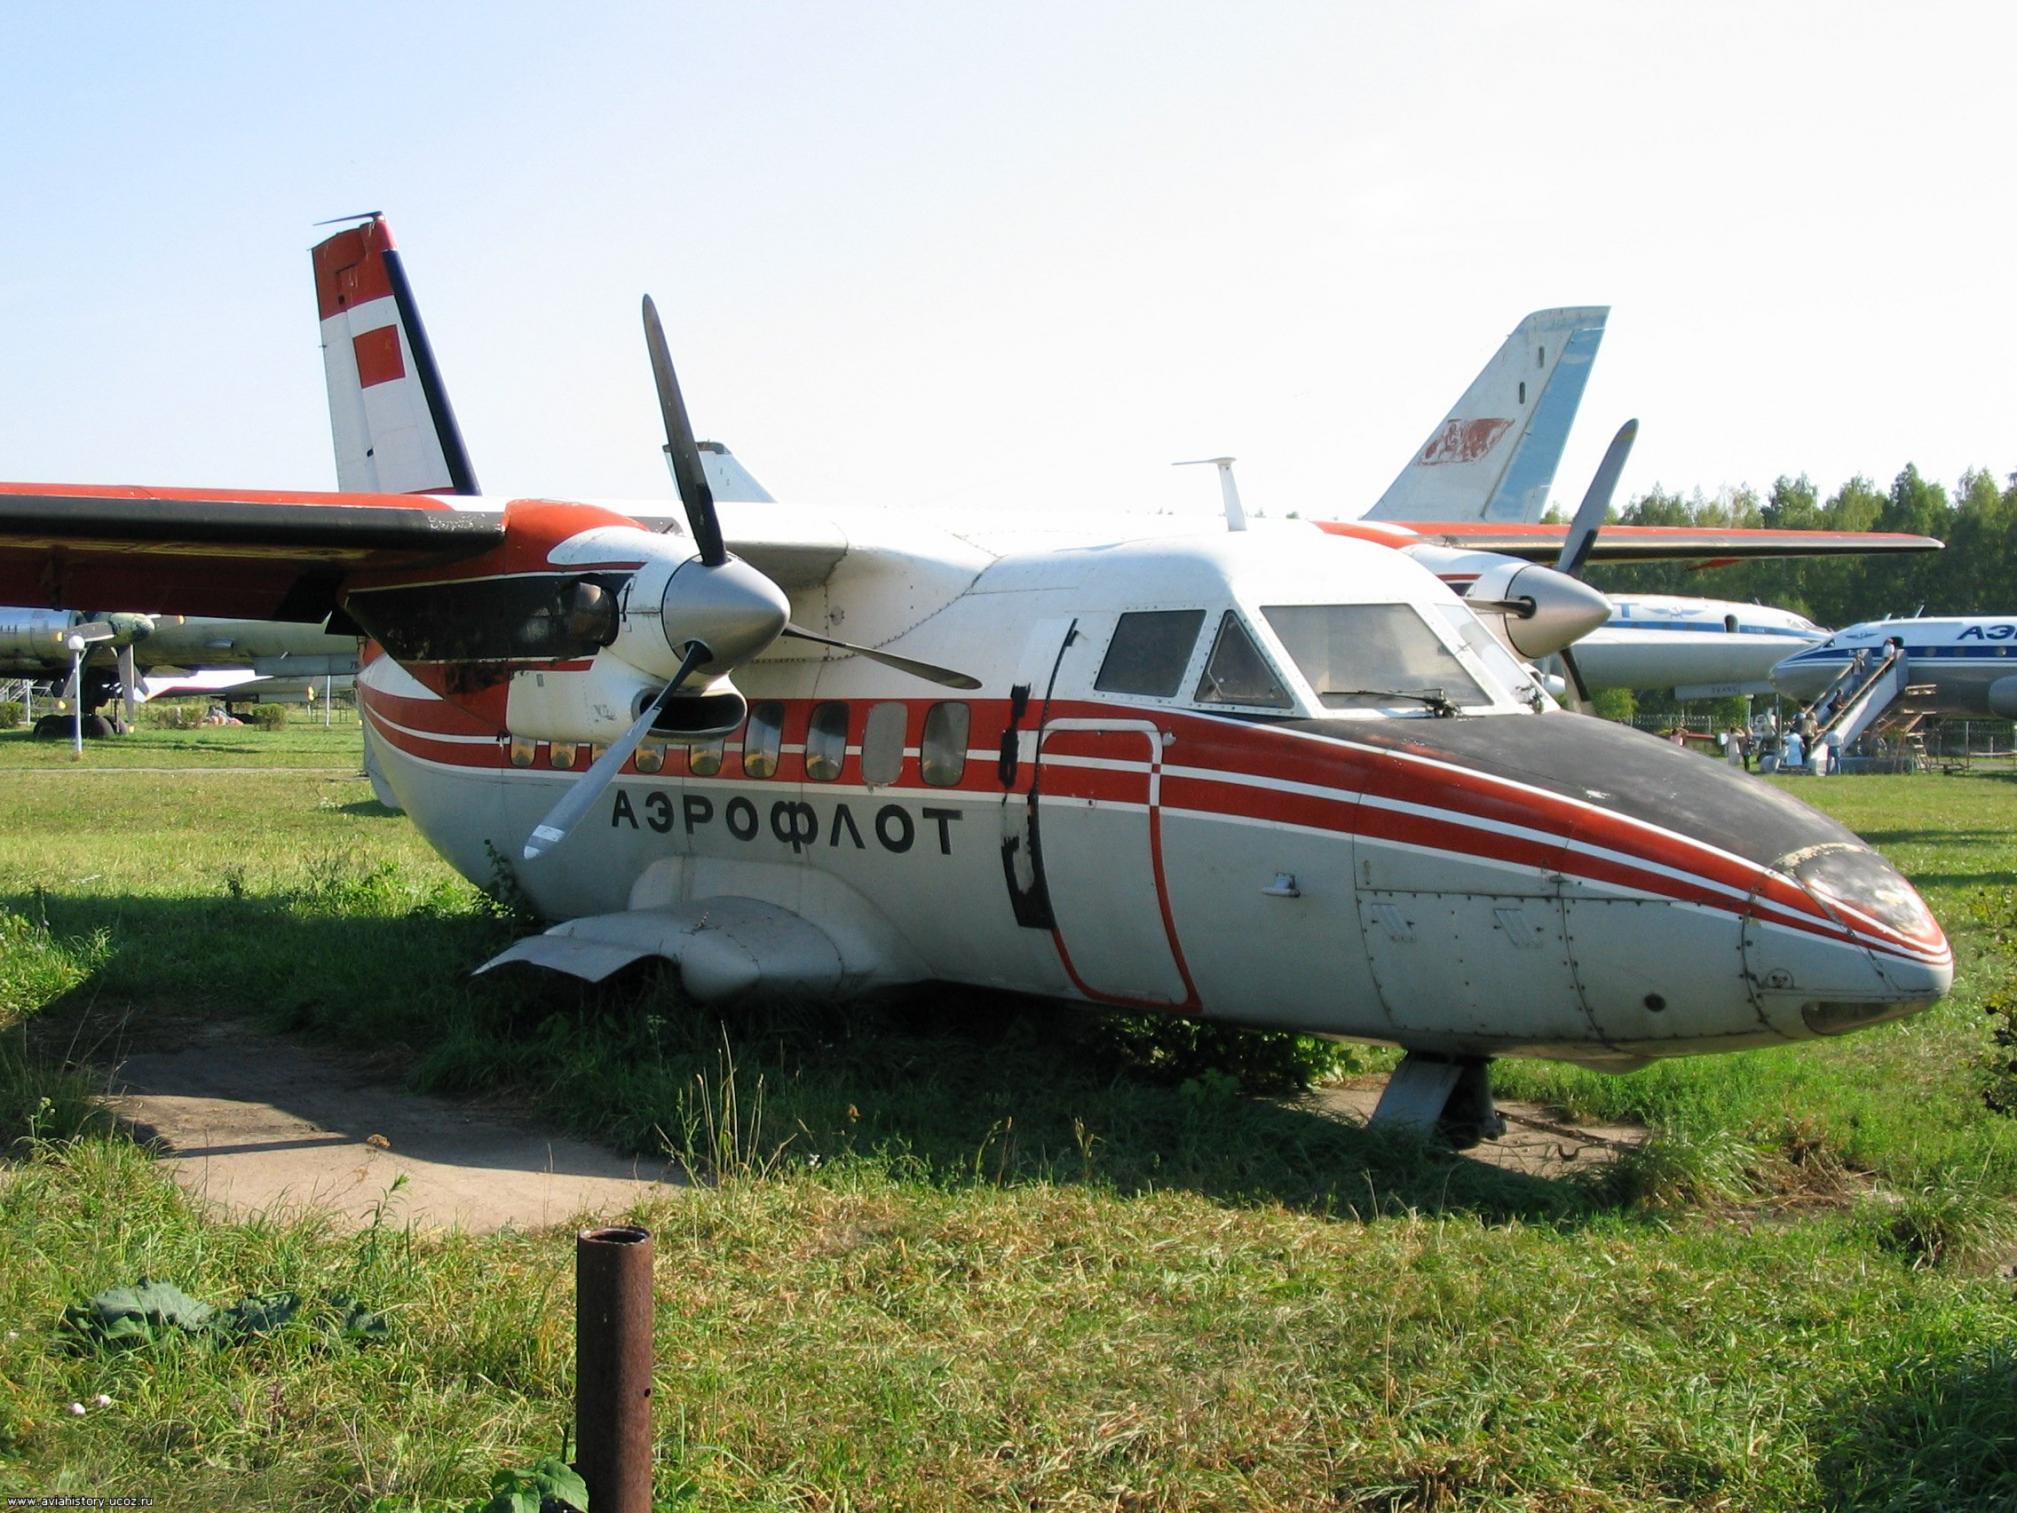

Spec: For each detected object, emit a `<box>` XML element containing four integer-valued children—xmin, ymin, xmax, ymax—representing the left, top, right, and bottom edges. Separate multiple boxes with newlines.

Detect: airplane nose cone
<box><xmin>1332</xmin><ymin>711</ymin><xmax>1950</xmax><ymax>1050</ymax></box>
<box><xmin>1750</xmin><ymin>844</ymin><xmax>1953</xmax><ymax>1036</ymax></box>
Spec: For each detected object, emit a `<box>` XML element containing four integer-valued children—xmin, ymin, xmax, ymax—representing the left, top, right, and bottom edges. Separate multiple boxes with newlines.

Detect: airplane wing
<box><xmin>1322</xmin><ymin>518</ymin><xmax>1944</xmax><ymax>566</ymax></box>
<box><xmin>0</xmin><ymin>483</ymin><xmax>504</xmax><ymax>621</ymax></box>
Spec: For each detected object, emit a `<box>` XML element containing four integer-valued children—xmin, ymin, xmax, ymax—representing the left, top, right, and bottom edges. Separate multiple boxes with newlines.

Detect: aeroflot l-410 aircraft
<box><xmin>0</xmin><ymin>285</ymin><xmax>1954</xmax><ymax>1149</ymax></box>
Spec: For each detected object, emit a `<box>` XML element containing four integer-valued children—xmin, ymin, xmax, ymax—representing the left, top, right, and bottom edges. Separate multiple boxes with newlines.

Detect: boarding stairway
<box><xmin>1797</xmin><ymin>648</ymin><xmax>1913</xmax><ymax>752</ymax></box>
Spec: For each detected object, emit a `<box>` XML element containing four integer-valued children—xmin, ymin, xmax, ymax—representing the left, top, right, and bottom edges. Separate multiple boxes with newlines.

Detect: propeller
<box><xmin>1547</xmin><ymin>419</ymin><xmax>1637</xmax><ymax>712</ymax></box>
<box><xmin>523</xmin><ymin>640</ymin><xmax>711</xmax><ymax>861</ymax></box>
<box><xmin>778</xmin><ymin>625</ymin><xmax>981</xmax><ymax>690</ymax></box>
<box><xmin>644</xmin><ymin>296</ymin><xmax>727</xmax><ymax>566</ymax></box>
<box><xmin>520</xmin><ymin>298</ymin><xmax>981</xmax><ymax>861</ymax></box>
<box><xmin>645</xmin><ymin>292</ymin><xmax>978</xmax><ymax>691</ymax></box>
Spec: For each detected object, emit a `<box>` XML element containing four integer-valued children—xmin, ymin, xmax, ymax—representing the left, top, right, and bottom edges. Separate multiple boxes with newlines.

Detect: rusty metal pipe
<box><xmin>576</xmin><ymin>1224</ymin><xmax>653</xmax><ymax>1512</ymax></box>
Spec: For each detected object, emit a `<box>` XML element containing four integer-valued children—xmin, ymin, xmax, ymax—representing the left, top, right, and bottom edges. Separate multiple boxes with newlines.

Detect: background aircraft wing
<box><xmin>1363</xmin><ymin>521</ymin><xmax>1945</xmax><ymax>566</ymax></box>
<box><xmin>0</xmin><ymin>483</ymin><xmax>503</xmax><ymax>622</ymax></box>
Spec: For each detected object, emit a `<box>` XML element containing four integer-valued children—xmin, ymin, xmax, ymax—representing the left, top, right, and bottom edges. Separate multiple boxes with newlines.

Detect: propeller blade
<box><xmin>117</xmin><ymin>643</ymin><xmax>138</xmax><ymax>728</ymax></box>
<box><xmin>642</xmin><ymin>295</ymin><xmax>727</xmax><ymax>567</ymax></box>
<box><xmin>1553</xmin><ymin>419</ymin><xmax>1639</xmax><ymax>580</ymax></box>
<box><xmin>1463</xmin><ymin>597</ymin><xmax>1536</xmax><ymax>619</ymax></box>
<box><xmin>1556</xmin><ymin>646</ymin><xmax>1595</xmax><ymax>714</ymax></box>
<box><xmin>523</xmin><ymin>641</ymin><xmax>710</xmax><ymax>862</ymax></box>
<box><xmin>780</xmin><ymin>625</ymin><xmax>981</xmax><ymax>690</ymax></box>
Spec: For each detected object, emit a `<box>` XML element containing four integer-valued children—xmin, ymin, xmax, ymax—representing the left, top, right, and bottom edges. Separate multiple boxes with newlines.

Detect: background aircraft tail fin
<box><xmin>1364</xmin><ymin>306</ymin><xmax>1606</xmax><ymax>524</ymax></box>
<box><xmin>311</xmin><ymin>216</ymin><xmax>480</xmax><ymax>495</ymax></box>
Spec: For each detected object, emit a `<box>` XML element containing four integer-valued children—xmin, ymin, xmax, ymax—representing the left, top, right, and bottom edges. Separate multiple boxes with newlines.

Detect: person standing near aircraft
<box><xmin>1782</xmin><ymin>724</ymin><xmax>1806</xmax><ymax>773</ymax></box>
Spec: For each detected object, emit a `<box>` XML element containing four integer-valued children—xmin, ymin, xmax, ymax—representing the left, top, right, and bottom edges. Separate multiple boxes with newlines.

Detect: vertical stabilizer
<box><xmin>312</xmin><ymin>216</ymin><xmax>479</xmax><ymax>495</ymax></box>
<box><xmin>1365</xmin><ymin>306</ymin><xmax>1606</xmax><ymax>523</ymax></box>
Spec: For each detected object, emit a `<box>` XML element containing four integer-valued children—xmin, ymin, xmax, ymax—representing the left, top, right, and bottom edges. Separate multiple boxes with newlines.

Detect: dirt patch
<box><xmin>1310</xmin><ymin>1083</ymin><xmax>1646</xmax><ymax>1179</ymax></box>
<box><xmin>97</xmin><ymin>1020</ymin><xmax>684</xmax><ymax>1233</ymax></box>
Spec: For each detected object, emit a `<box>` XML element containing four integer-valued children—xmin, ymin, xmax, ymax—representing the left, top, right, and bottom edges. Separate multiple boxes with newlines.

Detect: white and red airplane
<box><xmin>0</xmin><ymin>238</ymin><xmax>1954</xmax><ymax>1146</ymax></box>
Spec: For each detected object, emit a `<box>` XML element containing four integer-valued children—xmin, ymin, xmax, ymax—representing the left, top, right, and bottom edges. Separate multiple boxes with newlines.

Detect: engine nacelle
<box><xmin>1988</xmin><ymin>675</ymin><xmax>2017</xmax><ymax>719</ymax></box>
<box><xmin>503</xmin><ymin>654</ymin><xmax>748</xmax><ymax>745</ymax></box>
<box><xmin>0</xmin><ymin>608</ymin><xmax>77</xmax><ymax>667</ymax></box>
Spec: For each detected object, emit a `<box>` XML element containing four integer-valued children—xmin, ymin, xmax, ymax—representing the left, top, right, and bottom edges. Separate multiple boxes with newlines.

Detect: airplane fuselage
<box><xmin>361</xmin><ymin>521</ymin><xmax>1949</xmax><ymax>1070</ymax></box>
<box><xmin>1572</xmin><ymin>594</ymin><xmax>1826</xmax><ymax>696</ymax></box>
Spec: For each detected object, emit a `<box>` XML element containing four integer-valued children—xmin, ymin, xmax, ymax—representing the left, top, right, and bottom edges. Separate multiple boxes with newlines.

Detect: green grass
<box><xmin>0</xmin><ymin>722</ymin><xmax>366</xmax><ymax>771</ymax></box>
<box><xmin>3</xmin><ymin>757</ymin><xmax>2016</xmax><ymax>1508</ymax></box>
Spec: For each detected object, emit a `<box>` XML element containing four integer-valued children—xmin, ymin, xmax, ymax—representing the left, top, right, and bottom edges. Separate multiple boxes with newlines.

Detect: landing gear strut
<box><xmin>1370</xmin><ymin>1052</ymin><xmax>1507</xmax><ymax>1149</ymax></box>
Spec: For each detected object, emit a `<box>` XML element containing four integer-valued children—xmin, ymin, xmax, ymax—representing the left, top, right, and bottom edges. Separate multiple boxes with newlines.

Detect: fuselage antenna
<box><xmin>1173</xmin><ymin>456</ymin><xmax>1246</xmax><ymax>532</ymax></box>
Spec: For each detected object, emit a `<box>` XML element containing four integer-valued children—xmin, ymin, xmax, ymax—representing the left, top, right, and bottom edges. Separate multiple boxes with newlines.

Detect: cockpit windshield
<box><xmin>1261</xmin><ymin>603</ymin><xmax>1493</xmax><ymax>712</ymax></box>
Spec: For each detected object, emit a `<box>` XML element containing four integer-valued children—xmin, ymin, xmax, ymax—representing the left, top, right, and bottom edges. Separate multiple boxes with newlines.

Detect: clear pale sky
<box><xmin>2</xmin><ymin>2</ymin><xmax>2009</xmax><ymax>524</ymax></box>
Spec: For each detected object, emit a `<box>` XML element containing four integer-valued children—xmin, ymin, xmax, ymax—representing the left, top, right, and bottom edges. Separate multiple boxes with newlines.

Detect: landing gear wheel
<box><xmin>31</xmin><ymin>713</ymin><xmax>120</xmax><ymax>740</ymax></box>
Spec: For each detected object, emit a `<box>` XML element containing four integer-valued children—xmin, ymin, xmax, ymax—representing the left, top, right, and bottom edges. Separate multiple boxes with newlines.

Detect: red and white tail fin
<box><xmin>311</xmin><ymin>215</ymin><xmax>479</xmax><ymax>495</ymax></box>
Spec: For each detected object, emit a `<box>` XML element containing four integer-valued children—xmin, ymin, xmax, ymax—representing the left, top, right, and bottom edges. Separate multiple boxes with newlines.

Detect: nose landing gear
<box><xmin>1370</xmin><ymin>1052</ymin><xmax>1507</xmax><ymax>1150</ymax></box>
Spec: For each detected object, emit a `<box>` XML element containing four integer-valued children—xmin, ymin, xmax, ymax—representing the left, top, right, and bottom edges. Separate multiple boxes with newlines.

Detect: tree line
<box><xmin>1578</xmin><ymin>464</ymin><xmax>2017</xmax><ymax>629</ymax></box>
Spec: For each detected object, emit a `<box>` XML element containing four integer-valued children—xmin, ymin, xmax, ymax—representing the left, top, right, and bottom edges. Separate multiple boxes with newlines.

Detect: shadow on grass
<box><xmin>1857</xmin><ymin>829</ymin><xmax>2010</xmax><ymax>848</ymax></box>
<box><xmin>13</xmin><ymin>890</ymin><xmax>1610</xmax><ymax>1228</ymax></box>
<box><xmin>332</xmin><ymin>800</ymin><xmax>402</xmax><ymax>818</ymax></box>
<box><xmin>1816</xmin><ymin>1343</ymin><xmax>2017</xmax><ymax>1510</ymax></box>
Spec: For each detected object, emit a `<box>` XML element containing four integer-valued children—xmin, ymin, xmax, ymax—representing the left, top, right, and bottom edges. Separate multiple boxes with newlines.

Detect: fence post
<box><xmin>577</xmin><ymin>1224</ymin><xmax>653</xmax><ymax>1511</ymax></box>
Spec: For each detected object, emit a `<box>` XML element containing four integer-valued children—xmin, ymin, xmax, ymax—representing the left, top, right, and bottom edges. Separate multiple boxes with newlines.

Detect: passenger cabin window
<box><xmin>806</xmin><ymin>702</ymin><xmax>849</xmax><ymax>782</ymax></box>
<box><xmin>862</xmin><ymin>702</ymin><xmax>907</xmax><ymax>787</ymax></box>
<box><xmin>921</xmin><ymin>703</ymin><xmax>969</xmax><ymax>787</ymax></box>
<box><xmin>688</xmin><ymin>738</ymin><xmax>724</xmax><ymax>776</ymax></box>
<box><xmin>1264</xmin><ymin>604</ymin><xmax>1490</xmax><ymax>712</ymax></box>
<box><xmin>347</xmin><ymin>572</ymin><xmax>624</xmax><ymax>663</ymax></box>
<box><xmin>508</xmin><ymin>736</ymin><xmax>537</xmax><ymax>768</ymax></box>
<box><xmin>742</xmin><ymin>702</ymin><xmax>783</xmax><ymax>778</ymax></box>
<box><xmin>633</xmin><ymin>740</ymin><xmax>665</xmax><ymax>775</ymax></box>
<box><xmin>549</xmin><ymin>741</ymin><xmax>578</xmax><ymax>770</ymax></box>
<box><xmin>1194</xmin><ymin>612</ymin><xmax>1291</xmax><ymax>709</ymax></box>
<box><xmin>1097</xmin><ymin>609</ymin><xmax>1206</xmax><ymax>697</ymax></box>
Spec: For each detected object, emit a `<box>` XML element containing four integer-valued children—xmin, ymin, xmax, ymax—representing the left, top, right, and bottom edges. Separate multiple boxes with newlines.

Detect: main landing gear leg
<box><xmin>1370</xmin><ymin>1052</ymin><xmax>1507</xmax><ymax>1150</ymax></box>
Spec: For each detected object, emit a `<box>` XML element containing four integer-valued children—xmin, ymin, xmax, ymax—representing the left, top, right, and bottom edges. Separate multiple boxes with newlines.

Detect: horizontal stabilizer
<box><xmin>474</xmin><ymin>897</ymin><xmax>844</xmax><ymax>1001</ymax></box>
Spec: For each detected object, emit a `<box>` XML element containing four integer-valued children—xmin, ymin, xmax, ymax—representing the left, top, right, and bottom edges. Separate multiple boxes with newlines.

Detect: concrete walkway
<box><xmin>103</xmin><ymin>1021</ymin><xmax>685</xmax><ymax>1233</ymax></box>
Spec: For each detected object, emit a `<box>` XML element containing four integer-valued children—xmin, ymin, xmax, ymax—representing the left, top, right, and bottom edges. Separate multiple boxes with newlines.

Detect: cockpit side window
<box><xmin>1264</xmin><ymin>603</ymin><xmax>1491</xmax><ymax>711</ymax></box>
<box><xmin>1194</xmin><ymin>612</ymin><xmax>1291</xmax><ymax>709</ymax></box>
<box><xmin>1096</xmin><ymin>609</ymin><xmax>1206</xmax><ymax>697</ymax></box>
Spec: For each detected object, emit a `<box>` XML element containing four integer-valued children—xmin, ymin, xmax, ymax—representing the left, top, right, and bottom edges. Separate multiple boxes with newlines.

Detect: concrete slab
<box><xmin>102</xmin><ymin>1021</ymin><xmax>685</xmax><ymax>1233</ymax></box>
<box><xmin>1310</xmin><ymin>1083</ymin><xmax>1645</xmax><ymax>1179</ymax></box>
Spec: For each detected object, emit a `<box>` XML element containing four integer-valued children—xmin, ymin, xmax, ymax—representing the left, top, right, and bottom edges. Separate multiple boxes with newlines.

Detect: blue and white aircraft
<box><xmin>1772</xmin><ymin>617</ymin><xmax>2017</xmax><ymax>720</ymax></box>
<box><xmin>1572</xmin><ymin>594</ymin><xmax>1827</xmax><ymax>698</ymax></box>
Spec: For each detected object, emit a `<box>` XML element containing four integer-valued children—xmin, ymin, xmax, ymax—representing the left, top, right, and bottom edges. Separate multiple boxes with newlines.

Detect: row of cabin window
<box><xmin>507</xmin><ymin>701</ymin><xmax>971</xmax><ymax>786</ymax></box>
